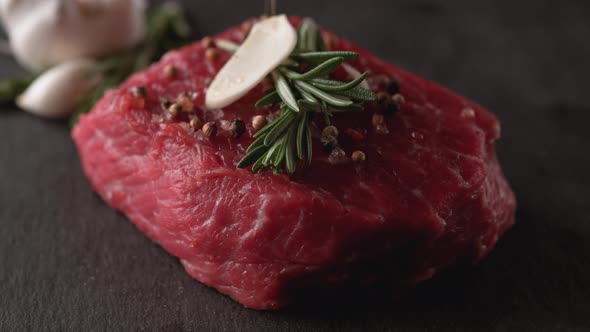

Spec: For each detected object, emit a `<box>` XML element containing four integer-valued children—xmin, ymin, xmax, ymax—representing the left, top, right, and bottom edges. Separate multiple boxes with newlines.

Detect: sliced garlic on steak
<box><xmin>16</xmin><ymin>59</ymin><xmax>100</xmax><ymax>118</ymax></box>
<box><xmin>205</xmin><ymin>15</ymin><xmax>297</xmax><ymax>110</ymax></box>
<box><xmin>0</xmin><ymin>0</ymin><xmax>146</xmax><ymax>72</ymax></box>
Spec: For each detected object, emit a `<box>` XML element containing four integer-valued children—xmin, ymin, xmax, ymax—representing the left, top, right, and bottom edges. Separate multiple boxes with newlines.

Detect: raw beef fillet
<box><xmin>72</xmin><ymin>17</ymin><xmax>516</xmax><ymax>309</ymax></box>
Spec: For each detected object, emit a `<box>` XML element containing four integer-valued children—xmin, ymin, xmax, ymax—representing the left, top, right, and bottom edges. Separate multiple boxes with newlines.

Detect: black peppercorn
<box><xmin>130</xmin><ymin>86</ymin><xmax>148</xmax><ymax>98</ymax></box>
<box><xmin>160</xmin><ymin>98</ymin><xmax>172</xmax><ymax>111</ymax></box>
<box><xmin>203</xmin><ymin>122</ymin><xmax>217</xmax><ymax>137</ymax></box>
<box><xmin>386</xmin><ymin>80</ymin><xmax>400</xmax><ymax>94</ymax></box>
<box><xmin>380</xmin><ymin>98</ymin><xmax>399</xmax><ymax>116</ymax></box>
<box><xmin>321</xmin><ymin>135</ymin><xmax>338</xmax><ymax>151</ymax></box>
<box><xmin>229</xmin><ymin>119</ymin><xmax>246</xmax><ymax>138</ymax></box>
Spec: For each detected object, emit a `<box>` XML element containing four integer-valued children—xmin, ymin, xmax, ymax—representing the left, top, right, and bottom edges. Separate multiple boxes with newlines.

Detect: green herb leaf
<box><xmin>272</xmin><ymin>71</ymin><xmax>300</xmax><ymax>112</ymax></box>
<box><xmin>297</xmin><ymin>99</ymin><xmax>319</xmax><ymax>111</ymax></box>
<box><xmin>282</xmin><ymin>57</ymin><xmax>344</xmax><ymax>81</ymax></box>
<box><xmin>292</xmin><ymin>51</ymin><xmax>358</xmax><ymax>63</ymax></box>
<box><xmin>310</xmin><ymin>72</ymin><xmax>368</xmax><ymax>92</ymax></box>
<box><xmin>334</xmin><ymin>87</ymin><xmax>378</xmax><ymax>102</ymax></box>
<box><xmin>246</xmin><ymin>134</ymin><xmax>267</xmax><ymax>153</ymax></box>
<box><xmin>263</xmin><ymin>140</ymin><xmax>283</xmax><ymax>164</ymax></box>
<box><xmin>312</xmin><ymin>78</ymin><xmax>377</xmax><ymax>101</ymax></box>
<box><xmin>297</xmin><ymin>19</ymin><xmax>311</xmax><ymax>51</ymax></box>
<box><xmin>298</xmin><ymin>18</ymin><xmax>320</xmax><ymax>52</ymax></box>
<box><xmin>294</xmin><ymin>85</ymin><xmax>319</xmax><ymax>105</ymax></box>
<box><xmin>296</xmin><ymin>112</ymin><xmax>308</xmax><ymax>159</ymax></box>
<box><xmin>305</xmin><ymin>120</ymin><xmax>313</xmax><ymax>164</ymax></box>
<box><xmin>285</xmin><ymin>127</ymin><xmax>297</xmax><ymax>173</ymax></box>
<box><xmin>251</xmin><ymin>155</ymin><xmax>266</xmax><ymax>172</ymax></box>
<box><xmin>294</xmin><ymin>80</ymin><xmax>354</xmax><ymax>107</ymax></box>
<box><xmin>237</xmin><ymin>144</ymin><xmax>270</xmax><ymax>169</ymax></box>
<box><xmin>273</xmin><ymin>135</ymin><xmax>289</xmax><ymax>167</ymax></box>
<box><xmin>264</xmin><ymin>108</ymin><xmax>296</xmax><ymax>145</ymax></box>
<box><xmin>255</xmin><ymin>90</ymin><xmax>280</xmax><ymax>107</ymax></box>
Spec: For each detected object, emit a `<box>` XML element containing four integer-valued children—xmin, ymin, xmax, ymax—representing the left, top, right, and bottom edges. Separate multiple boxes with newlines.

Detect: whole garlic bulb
<box><xmin>16</xmin><ymin>59</ymin><xmax>101</xmax><ymax>118</ymax></box>
<box><xmin>0</xmin><ymin>0</ymin><xmax>147</xmax><ymax>72</ymax></box>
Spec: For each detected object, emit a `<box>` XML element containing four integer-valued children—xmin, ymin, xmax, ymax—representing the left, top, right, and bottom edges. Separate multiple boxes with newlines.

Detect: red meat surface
<box><xmin>72</xmin><ymin>18</ymin><xmax>516</xmax><ymax>310</ymax></box>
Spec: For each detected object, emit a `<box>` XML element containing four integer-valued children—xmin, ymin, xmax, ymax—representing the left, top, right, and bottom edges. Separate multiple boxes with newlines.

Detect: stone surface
<box><xmin>1</xmin><ymin>0</ymin><xmax>589</xmax><ymax>330</ymax></box>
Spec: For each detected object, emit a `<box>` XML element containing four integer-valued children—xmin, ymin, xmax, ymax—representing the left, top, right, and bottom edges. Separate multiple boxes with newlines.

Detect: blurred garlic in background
<box><xmin>0</xmin><ymin>0</ymin><xmax>190</xmax><ymax>119</ymax></box>
<box><xmin>16</xmin><ymin>59</ymin><xmax>100</xmax><ymax>118</ymax></box>
<box><xmin>0</xmin><ymin>0</ymin><xmax>147</xmax><ymax>72</ymax></box>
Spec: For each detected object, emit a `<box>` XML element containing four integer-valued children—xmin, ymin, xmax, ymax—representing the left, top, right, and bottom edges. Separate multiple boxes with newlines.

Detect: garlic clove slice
<box><xmin>16</xmin><ymin>59</ymin><xmax>100</xmax><ymax>118</ymax></box>
<box><xmin>205</xmin><ymin>15</ymin><xmax>297</xmax><ymax>110</ymax></box>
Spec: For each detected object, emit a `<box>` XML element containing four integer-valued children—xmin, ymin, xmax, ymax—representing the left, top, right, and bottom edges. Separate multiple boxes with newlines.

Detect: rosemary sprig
<box><xmin>237</xmin><ymin>18</ymin><xmax>377</xmax><ymax>174</ymax></box>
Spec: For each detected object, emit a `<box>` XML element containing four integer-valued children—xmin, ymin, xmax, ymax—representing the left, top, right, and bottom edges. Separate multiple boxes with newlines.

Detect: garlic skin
<box><xmin>16</xmin><ymin>59</ymin><xmax>100</xmax><ymax>118</ymax></box>
<box><xmin>0</xmin><ymin>0</ymin><xmax>146</xmax><ymax>72</ymax></box>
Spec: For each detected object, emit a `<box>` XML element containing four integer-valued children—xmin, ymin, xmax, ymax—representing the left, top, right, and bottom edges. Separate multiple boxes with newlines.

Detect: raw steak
<box><xmin>72</xmin><ymin>17</ymin><xmax>516</xmax><ymax>309</ymax></box>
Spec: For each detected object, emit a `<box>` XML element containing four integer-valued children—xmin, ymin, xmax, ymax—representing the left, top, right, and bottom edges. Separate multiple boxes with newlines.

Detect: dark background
<box><xmin>1</xmin><ymin>0</ymin><xmax>589</xmax><ymax>331</ymax></box>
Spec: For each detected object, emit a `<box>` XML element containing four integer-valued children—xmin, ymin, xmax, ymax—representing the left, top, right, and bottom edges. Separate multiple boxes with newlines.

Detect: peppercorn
<box><xmin>374</xmin><ymin>74</ymin><xmax>389</xmax><ymax>88</ymax></box>
<box><xmin>372</xmin><ymin>113</ymin><xmax>384</xmax><ymax>127</ymax></box>
<box><xmin>201</xmin><ymin>36</ymin><xmax>215</xmax><ymax>48</ymax></box>
<box><xmin>386</xmin><ymin>80</ymin><xmax>400</xmax><ymax>95</ymax></box>
<box><xmin>261</xmin><ymin>76</ymin><xmax>274</xmax><ymax>94</ymax></box>
<box><xmin>176</xmin><ymin>92</ymin><xmax>194</xmax><ymax>113</ymax></box>
<box><xmin>202</xmin><ymin>122</ymin><xmax>217</xmax><ymax>137</ymax></box>
<box><xmin>321</xmin><ymin>125</ymin><xmax>339</xmax><ymax>151</ymax></box>
<box><xmin>160</xmin><ymin>98</ymin><xmax>172</xmax><ymax>111</ymax></box>
<box><xmin>229</xmin><ymin>119</ymin><xmax>246</xmax><ymax>138</ymax></box>
<box><xmin>345</xmin><ymin>128</ymin><xmax>365</xmax><ymax>142</ymax></box>
<box><xmin>392</xmin><ymin>93</ymin><xmax>405</xmax><ymax>107</ymax></box>
<box><xmin>205</xmin><ymin>48</ymin><xmax>219</xmax><ymax>61</ymax></box>
<box><xmin>252</xmin><ymin>115</ymin><xmax>268</xmax><ymax>131</ymax></box>
<box><xmin>189</xmin><ymin>116</ymin><xmax>203</xmax><ymax>130</ymax></box>
<box><xmin>321</xmin><ymin>135</ymin><xmax>338</xmax><ymax>151</ymax></box>
<box><xmin>168</xmin><ymin>103</ymin><xmax>181</xmax><ymax>117</ymax></box>
<box><xmin>377</xmin><ymin>92</ymin><xmax>389</xmax><ymax>103</ymax></box>
<box><xmin>461</xmin><ymin>107</ymin><xmax>476</xmax><ymax>118</ymax></box>
<box><xmin>375</xmin><ymin>75</ymin><xmax>400</xmax><ymax>94</ymax></box>
<box><xmin>163</xmin><ymin>64</ymin><xmax>178</xmax><ymax>79</ymax></box>
<box><xmin>380</xmin><ymin>96</ymin><xmax>399</xmax><ymax>116</ymax></box>
<box><xmin>351</xmin><ymin>150</ymin><xmax>366</xmax><ymax>163</ymax></box>
<box><xmin>130</xmin><ymin>86</ymin><xmax>147</xmax><ymax>98</ymax></box>
<box><xmin>322</xmin><ymin>125</ymin><xmax>339</xmax><ymax>139</ymax></box>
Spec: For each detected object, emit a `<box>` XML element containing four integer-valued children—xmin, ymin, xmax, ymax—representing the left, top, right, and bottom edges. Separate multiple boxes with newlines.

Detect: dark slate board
<box><xmin>1</xmin><ymin>0</ymin><xmax>589</xmax><ymax>331</ymax></box>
